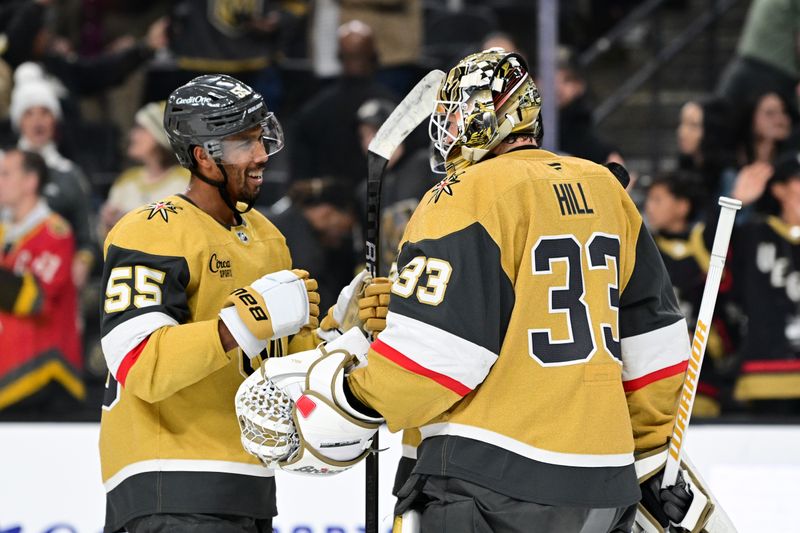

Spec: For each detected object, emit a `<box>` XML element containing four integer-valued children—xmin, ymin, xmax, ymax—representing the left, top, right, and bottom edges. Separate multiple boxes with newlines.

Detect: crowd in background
<box><xmin>0</xmin><ymin>0</ymin><xmax>799</xmax><ymax>421</ymax></box>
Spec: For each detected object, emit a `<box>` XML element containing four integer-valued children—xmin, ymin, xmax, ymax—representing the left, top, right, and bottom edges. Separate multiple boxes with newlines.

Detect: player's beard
<box><xmin>234</xmin><ymin>163</ymin><xmax>265</xmax><ymax>204</ymax></box>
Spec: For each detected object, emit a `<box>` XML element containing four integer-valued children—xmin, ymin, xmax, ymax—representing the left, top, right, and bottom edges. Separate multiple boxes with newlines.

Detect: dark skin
<box><xmin>184</xmin><ymin>125</ymin><xmax>269</xmax><ymax>351</ymax></box>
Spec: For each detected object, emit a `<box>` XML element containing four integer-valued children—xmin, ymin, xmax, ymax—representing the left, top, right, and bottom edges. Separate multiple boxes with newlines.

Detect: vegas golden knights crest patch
<box><xmin>430</xmin><ymin>173</ymin><xmax>462</xmax><ymax>204</ymax></box>
<box><xmin>141</xmin><ymin>201</ymin><xmax>182</xmax><ymax>222</ymax></box>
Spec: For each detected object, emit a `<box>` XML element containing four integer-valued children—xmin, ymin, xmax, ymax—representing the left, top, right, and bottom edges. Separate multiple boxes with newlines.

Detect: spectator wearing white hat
<box><xmin>98</xmin><ymin>101</ymin><xmax>189</xmax><ymax>238</ymax></box>
<box><xmin>10</xmin><ymin>62</ymin><xmax>95</xmax><ymax>290</ymax></box>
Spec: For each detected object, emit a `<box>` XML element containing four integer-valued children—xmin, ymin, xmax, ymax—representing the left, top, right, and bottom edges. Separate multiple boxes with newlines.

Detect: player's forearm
<box><xmin>121</xmin><ymin>319</ymin><xmax>234</xmax><ymax>403</ymax></box>
<box><xmin>627</xmin><ymin>372</ymin><xmax>684</xmax><ymax>454</ymax></box>
<box><xmin>346</xmin><ymin>350</ymin><xmax>462</xmax><ymax>432</ymax></box>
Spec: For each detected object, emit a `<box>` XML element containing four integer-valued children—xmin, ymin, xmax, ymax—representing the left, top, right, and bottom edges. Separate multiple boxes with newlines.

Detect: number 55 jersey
<box><xmin>348</xmin><ymin>148</ymin><xmax>690</xmax><ymax>508</ymax></box>
<box><xmin>99</xmin><ymin>195</ymin><xmax>316</xmax><ymax>531</ymax></box>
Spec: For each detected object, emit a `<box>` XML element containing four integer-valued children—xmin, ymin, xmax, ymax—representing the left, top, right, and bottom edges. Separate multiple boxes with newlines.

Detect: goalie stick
<box><xmin>662</xmin><ymin>196</ymin><xmax>741</xmax><ymax>488</ymax></box>
<box><xmin>363</xmin><ymin>69</ymin><xmax>445</xmax><ymax>533</ymax></box>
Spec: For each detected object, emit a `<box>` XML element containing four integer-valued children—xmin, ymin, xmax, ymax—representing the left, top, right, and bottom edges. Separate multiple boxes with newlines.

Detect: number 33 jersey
<box><xmin>348</xmin><ymin>148</ymin><xmax>691</xmax><ymax>508</ymax></box>
<box><xmin>98</xmin><ymin>194</ymin><xmax>315</xmax><ymax>531</ymax></box>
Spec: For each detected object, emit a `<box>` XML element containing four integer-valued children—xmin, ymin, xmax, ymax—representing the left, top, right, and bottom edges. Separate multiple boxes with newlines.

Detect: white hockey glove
<box><xmin>319</xmin><ymin>269</ymin><xmax>376</xmax><ymax>341</ymax></box>
<box><xmin>634</xmin><ymin>448</ymin><xmax>726</xmax><ymax>533</ymax></box>
<box><xmin>265</xmin><ymin>328</ymin><xmax>383</xmax><ymax>475</ymax></box>
<box><xmin>219</xmin><ymin>269</ymin><xmax>320</xmax><ymax>357</ymax></box>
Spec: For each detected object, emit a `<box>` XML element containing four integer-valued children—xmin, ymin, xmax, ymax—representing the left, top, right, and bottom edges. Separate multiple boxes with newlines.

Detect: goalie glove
<box><xmin>263</xmin><ymin>328</ymin><xmax>383</xmax><ymax>475</ymax></box>
<box><xmin>358</xmin><ymin>276</ymin><xmax>391</xmax><ymax>334</ymax></box>
<box><xmin>318</xmin><ymin>270</ymin><xmax>390</xmax><ymax>340</ymax></box>
<box><xmin>219</xmin><ymin>269</ymin><xmax>320</xmax><ymax>357</ymax></box>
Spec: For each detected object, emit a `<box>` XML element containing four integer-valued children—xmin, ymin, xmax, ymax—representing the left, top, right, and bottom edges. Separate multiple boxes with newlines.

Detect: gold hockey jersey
<box><xmin>349</xmin><ymin>148</ymin><xmax>690</xmax><ymax>507</ymax></box>
<box><xmin>99</xmin><ymin>194</ymin><xmax>316</xmax><ymax>531</ymax></box>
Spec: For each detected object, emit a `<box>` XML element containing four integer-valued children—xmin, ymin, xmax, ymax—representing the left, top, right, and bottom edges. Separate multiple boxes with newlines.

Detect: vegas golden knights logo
<box><xmin>209</xmin><ymin>0</ymin><xmax>263</xmax><ymax>37</ymax></box>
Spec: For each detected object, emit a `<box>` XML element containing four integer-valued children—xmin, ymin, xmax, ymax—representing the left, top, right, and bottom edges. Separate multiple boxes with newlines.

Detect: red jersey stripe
<box><xmin>742</xmin><ymin>359</ymin><xmax>800</xmax><ymax>373</ymax></box>
<box><xmin>372</xmin><ymin>338</ymin><xmax>472</xmax><ymax>397</ymax></box>
<box><xmin>623</xmin><ymin>360</ymin><xmax>688</xmax><ymax>392</ymax></box>
<box><xmin>116</xmin><ymin>337</ymin><xmax>149</xmax><ymax>386</ymax></box>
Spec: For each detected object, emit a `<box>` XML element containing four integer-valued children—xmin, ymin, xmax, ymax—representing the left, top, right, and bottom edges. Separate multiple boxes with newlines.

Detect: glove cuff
<box><xmin>219</xmin><ymin>307</ymin><xmax>267</xmax><ymax>358</ymax></box>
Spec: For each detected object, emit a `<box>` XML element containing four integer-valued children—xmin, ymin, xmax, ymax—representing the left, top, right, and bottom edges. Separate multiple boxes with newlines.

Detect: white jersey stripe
<box><xmin>101</xmin><ymin>312</ymin><xmax>178</xmax><ymax>376</ymax></box>
<box><xmin>420</xmin><ymin>422</ymin><xmax>634</xmax><ymax>467</ymax></box>
<box><xmin>401</xmin><ymin>444</ymin><xmax>418</xmax><ymax>459</ymax></box>
<box><xmin>104</xmin><ymin>458</ymin><xmax>274</xmax><ymax>492</ymax></box>
<box><xmin>377</xmin><ymin>311</ymin><xmax>498</xmax><ymax>391</ymax></box>
<box><xmin>620</xmin><ymin>319</ymin><xmax>690</xmax><ymax>382</ymax></box>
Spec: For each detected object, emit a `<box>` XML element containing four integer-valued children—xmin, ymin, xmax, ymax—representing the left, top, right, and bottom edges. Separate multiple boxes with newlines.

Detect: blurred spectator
<box><xmin>720</xmin><ymin>151</ymin><xmax>800</xmax><ymax>414</ymax></box>
<box><xmin>645</xmin><ymin>171</ymin><xmax>737</xmax><ymax>417</ymax></box>
<box><xmin>0</xmin><ymin>149</ymin><xmax>84</xmax><ymax>419</ymax></box>
<box><xmin>10</xmin><ymin>64</ymin><xmax>96</xmax><ymax>289</ymax></box>
<box><xmin>268</xmin><ymin>178</ymin><xmax>357</xmax><ymax>310</ymax></box>
<box><xmin>716</xmin><ymin>0</ymin><xmax>800</xmax><ymax>114</ymax></box>
<box><xmin>98</xmin><ymin>101</ymin><xmax>189</xmax><ymax>239</ymax></box>
<box><xmin>676</xmin><ymin>98</ymin><xmax>737</xmax><ymax>202</ymax></box>
<box><xmin>735</xmin><ymin>91</ymin><xmax>796</xmax><ymax>167</ymax></box>
<box><xmin>555</xmin><ymin>50</ymin><xmax>624</xmax><ymax>165</ymax></box>
<box><xmin>0</xmin><ymin>0</ymin><xmax>167</xmax><ymax>96</ymax></box>
<box><xmin>290</xmin><ymin>20</ymin><xmax>395</xmax><ymax>185</ymax></box>
<box><xmin>355</xmin><ymin>98</ymin><xmax>433</xmax><ymax>276</ymax></box>
<box><xmin>340</xmin><ymin>0</ymin><xmax>422</xmax><ymax>96</ymax></box>
<box><xmin>153</xmin><ymin>0</ymin><xmax>309</xmax><ymax>108</ymax></box>
<box><xmin>482</xmin><ymin>32</ymin><xmax>524</xmax><ymax>60</ymax></box>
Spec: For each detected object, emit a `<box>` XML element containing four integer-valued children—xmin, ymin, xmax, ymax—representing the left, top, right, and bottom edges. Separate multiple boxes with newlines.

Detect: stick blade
<box><xmin>368</xmin><ymin>69</ymin><xmax>445</xmax><ymax>160</ymax></box>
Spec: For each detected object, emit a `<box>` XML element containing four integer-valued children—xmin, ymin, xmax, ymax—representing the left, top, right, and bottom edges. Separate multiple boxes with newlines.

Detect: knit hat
<box><xmin>9</xmin><ymin>63</ymin><xmax>62</xmax><ymax>129</ymax></box>
<box><xmin>135</xmin><ymin>101</ymin><xmax>170</xmax><ymax>149</ymax></box>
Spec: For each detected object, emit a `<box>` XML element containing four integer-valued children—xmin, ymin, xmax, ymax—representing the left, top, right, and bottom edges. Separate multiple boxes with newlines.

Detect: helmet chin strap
<box><xmin>193</xmin><ymin>163</ymin><xmax>257</xmax><ymax>218</ymax></box>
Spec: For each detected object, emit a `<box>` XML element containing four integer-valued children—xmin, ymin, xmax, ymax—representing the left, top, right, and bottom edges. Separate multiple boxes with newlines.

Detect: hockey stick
<box><xmin>662</xmin><ymin>197</ymin><xmax>741</xmax><ymax>488</ymax></box>
<box><xmin>363</xmin><ymin>69</ymin><xmax>444</xmax><ymax>533</ymax></box>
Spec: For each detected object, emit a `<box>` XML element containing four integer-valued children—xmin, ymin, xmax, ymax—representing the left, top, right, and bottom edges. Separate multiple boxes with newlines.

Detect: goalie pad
<box><xmin>634</xmin><ymin>448</ymin><xmax>735</xmax><ymax>533</ymax></box>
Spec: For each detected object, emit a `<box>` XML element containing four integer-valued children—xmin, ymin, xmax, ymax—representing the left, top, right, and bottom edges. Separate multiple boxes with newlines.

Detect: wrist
<box><xmin>217</xmin><ymin>318</ymin><xmax>238</xmax><ymax>352</ymax></box>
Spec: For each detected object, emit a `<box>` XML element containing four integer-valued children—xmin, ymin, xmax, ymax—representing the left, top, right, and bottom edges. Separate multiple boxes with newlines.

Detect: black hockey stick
<box><xmin>364</xmin><ymin>69</ymin><xmax>444</xmax><ymax>533</ymax></box>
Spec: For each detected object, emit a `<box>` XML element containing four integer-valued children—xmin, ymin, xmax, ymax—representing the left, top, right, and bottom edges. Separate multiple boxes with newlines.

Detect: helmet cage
<box><xmin>429</xmin><ymin>98</ymin><xmax>467</xmax><ymax>174</ymax></box>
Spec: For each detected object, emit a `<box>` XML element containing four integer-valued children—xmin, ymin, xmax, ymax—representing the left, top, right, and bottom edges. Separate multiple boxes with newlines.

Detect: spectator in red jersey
<box><xmin>0</xmin><ymin>148</ymin><xmax>84</xmax><ymax>419</ymax></box>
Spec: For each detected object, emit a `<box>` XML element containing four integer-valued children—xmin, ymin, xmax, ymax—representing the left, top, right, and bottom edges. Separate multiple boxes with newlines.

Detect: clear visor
<box><xmin>216</xmin><ymin>113</ymin><xmax>284</xmax><ymax>165</ymax></box>
<box><xmin>428</xmin><ymin>99</ymin><xmax>465</xmax><ymax>173</ymax></box>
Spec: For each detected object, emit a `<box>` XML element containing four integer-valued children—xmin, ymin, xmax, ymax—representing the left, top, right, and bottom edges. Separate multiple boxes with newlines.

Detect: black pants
<box><xmin>124</xmin><ymin>513</ymin><xmax>272</xmax><ymax>533</ymax></box>
<box><xmin>399</xmin><ymin>475</ymin><xmax>637</xmax><ymax>533</ymax></box>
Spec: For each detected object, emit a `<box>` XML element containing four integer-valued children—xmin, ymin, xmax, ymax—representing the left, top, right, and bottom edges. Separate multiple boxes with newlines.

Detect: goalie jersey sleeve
<box><xmin>348</xmin><ymin>148</ymin><xmax>688</xmax><ymax>507</ymax></box>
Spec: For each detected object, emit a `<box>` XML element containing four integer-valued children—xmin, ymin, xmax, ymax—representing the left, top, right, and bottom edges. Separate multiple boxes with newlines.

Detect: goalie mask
<box><xmin>429</xmin><ymin>48</ymin><xmax>542</xmax><ymax>174</ymax></box>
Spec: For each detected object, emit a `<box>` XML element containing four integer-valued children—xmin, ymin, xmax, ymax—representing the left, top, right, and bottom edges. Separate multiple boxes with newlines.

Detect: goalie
<box><xmin>239</xmin><ymin>49</ymin><xmax>734</xmax><ymax>533</ymax></box>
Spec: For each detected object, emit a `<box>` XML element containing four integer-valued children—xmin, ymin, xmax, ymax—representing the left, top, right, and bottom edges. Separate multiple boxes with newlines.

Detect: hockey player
<box><xmin>257</xmin><ymin>49</ymin><xmax>727</xmax><ymax>532</ymax></box>
<box><xmin>98</xmin><ymin>75</ymin><xmax>327</xmax><ymax>532</ymax></box>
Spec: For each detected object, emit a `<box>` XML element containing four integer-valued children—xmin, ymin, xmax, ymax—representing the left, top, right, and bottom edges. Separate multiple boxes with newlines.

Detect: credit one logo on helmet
<box><xmin>175</xmin><ymin>96</ymin><xmax>213</xmax><ymax>106</ymax></box>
